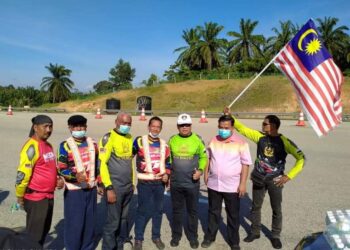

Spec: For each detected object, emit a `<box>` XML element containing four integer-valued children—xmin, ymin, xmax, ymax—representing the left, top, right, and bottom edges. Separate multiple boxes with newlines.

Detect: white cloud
<box><xmin>0</xmin><ymin>37</ymin><xmax>52</xmax><ymax>53</ymax></box>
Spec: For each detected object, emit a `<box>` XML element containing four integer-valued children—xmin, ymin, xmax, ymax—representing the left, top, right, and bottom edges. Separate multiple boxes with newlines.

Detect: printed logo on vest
<box><xmin>43</xmin><ymin>152</ymin><xmax>55</xmax><ymax>162</ymax></box>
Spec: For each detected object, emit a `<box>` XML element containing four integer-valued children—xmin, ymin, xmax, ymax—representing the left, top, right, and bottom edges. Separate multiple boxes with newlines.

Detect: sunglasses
<box><xmin>178</xmin><ymin>124</ymin><xmax>191</xmax><ymax>127</ymax></box>
<box><xmin>262</xmin><ymin>122</ymin><xmax>271</xmax><ymax>126</ymax></box>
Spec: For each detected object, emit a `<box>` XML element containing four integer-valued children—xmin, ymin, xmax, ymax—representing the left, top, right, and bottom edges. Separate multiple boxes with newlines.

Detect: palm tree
<box><xmin>41</xmin><ymin>63</ymin><xmax>74</xmax><ymax>103</ymax></box>
<box><xmin>174</xmin><ymin>28</ymin><xmax>202</xmax><ymax>70</ymax></box>
<box><xmin>268</xmin><ymin>20</ymin><xmax>295</xmax><ymax>54</ymax></box>
<box><xmin>227</xmin><ymin>18</ymin><xmax>265</xmax><ymax>64</ymax></box>
<box><xmin>175</xmin><ymin>23</ymin><xmax>226</xmax><ymax>71</ymax></box>
<box><xmin>196</xmin><ymin>22</ymin><xmax>226</xmax><ymax>70</ymax></box>
<box><xmin>316</xmin><ymin>17</ymin><xmax>349</xmax><ymax>58</ymax></box>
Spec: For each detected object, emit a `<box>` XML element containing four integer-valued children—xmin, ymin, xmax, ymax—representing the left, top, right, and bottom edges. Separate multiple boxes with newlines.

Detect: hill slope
<box><xmin>58</xmin><ymin>76</ymin><xmax>350</xmax><ymax>113</ymax></box>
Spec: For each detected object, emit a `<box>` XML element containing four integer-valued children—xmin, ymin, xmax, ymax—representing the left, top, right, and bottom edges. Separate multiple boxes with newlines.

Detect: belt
<box><xmin>25</xmin><ymin>187</ymin><xmax>54</xmax><ymax>194</ymax></box>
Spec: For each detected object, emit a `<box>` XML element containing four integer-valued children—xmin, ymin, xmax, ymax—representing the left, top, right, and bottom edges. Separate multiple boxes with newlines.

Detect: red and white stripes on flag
<box><xmin>274</xmin><ymin>45</ymin><xmax>343</xmax><ymax>137</ymax></box>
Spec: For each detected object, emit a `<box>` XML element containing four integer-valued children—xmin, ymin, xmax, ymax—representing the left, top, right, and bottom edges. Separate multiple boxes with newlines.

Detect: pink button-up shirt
<box><xmin>207</xmin><ymin>133</ymin><xmax>252</xmax><ymax>193</ymax></box>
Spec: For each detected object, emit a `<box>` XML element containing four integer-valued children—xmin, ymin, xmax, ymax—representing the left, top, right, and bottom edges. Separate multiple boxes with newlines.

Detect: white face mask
<box><xmin>72</xmin><ymin>130</ymin><xmax>86</xmax><ymax>138</ymax></box>
<box><xmin>149</xmin><ymin>132</ymin><xmax>160</xmax><ymax>139</ymax></box>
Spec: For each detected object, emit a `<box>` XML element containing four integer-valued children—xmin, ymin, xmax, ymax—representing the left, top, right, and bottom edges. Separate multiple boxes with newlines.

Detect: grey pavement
<box><xmin>0</xmin><ymin>112</ymin><xmax>349</xmax><ymax>250</ymax></box>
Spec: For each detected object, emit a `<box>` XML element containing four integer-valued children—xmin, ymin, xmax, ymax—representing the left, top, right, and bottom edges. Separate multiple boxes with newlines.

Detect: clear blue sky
<box><xmin>0</xmin><ymin>0</ymin><xmax>349</xmax><ymax>91</ymax></box>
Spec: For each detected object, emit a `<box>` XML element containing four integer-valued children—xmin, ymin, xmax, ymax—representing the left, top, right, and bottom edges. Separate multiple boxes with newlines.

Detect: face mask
<box><xmin>118</xmin><ymin>125</ymin><xmax>131</xmax><ymax>134</ymax></box>
<box><xmin>72</xmin><ymin>130</ymin><xmax>86</xmax><ymax>138</ymax></box>
<box><xmin>218</xmin><ymin>129</ymin><xmax>231</xmax><ymax>139</ymax></box>
<box><xmin>149</xmin><ymin>132</ymin><xmax>159</xmax><ymax>139</ymax></box>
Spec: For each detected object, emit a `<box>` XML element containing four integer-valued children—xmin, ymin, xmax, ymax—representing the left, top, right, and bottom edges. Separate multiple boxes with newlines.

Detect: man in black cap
<box><xmin>15</xmin><ymin>115</ymin><xmax>64</xmax><ymax>246</ymax></box>
<box><xmin>57</xmin><ymin>115</ymin><xmax>99</xmax><ymax>250</ymax></box>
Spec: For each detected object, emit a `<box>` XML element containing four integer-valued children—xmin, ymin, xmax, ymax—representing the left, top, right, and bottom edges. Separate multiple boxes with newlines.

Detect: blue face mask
<box><xmin>218</xmin><ymin>129</ymin><xmax>231</xmax><ymax>139</ymax></box>
<box><xmin>72</xmin><ymin>130</ymin><xmax>86</xmax><ymax>138</ymax></box>
<box><xmin>118</xmin><ymin>125</ymin><xmax>131</xmax><ymax>134</ymax></box>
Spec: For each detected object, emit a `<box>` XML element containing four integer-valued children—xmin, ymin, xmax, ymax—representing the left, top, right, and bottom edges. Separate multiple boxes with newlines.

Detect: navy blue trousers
<box><xmin>134</xmin><ymin>182</ymin><xmax>165</xmax><ymax>241</ymax></box>
<box><xmin>64</xmin><ymin>188</ymin><xmax>97</xmax><ymax>250</ymax></box>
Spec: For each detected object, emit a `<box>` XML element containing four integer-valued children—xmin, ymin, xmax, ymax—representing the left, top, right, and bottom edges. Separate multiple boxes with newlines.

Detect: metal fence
<box><xmin>2</xmin><ymin>107</ymin><xmax>349</xmax><ymax>122</ymax></box>
<box><xmin>101</xmin><ymin>109</ymin><xmax>350</xmax><ymax>122</ymax></box>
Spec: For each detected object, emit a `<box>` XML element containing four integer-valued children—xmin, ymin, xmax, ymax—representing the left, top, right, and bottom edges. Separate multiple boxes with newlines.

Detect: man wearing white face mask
<box><xmin>202</xmin><ymin>115</ymin><xmax>252</xmax><ymax>250</ymax></box>
<box><xmin>57</xmin><ymin>115</ymin><xmax>99</xmax><ymax>250</ymax></box>
<box><xmin>132</xmin><ymin>116</ymin><xmax>171</xmax><ymax>250</ymax></box>
<box><xmin>99</xmin><ymin>112</ymin><xmax>135</xmax><ymax>250</ymax></box>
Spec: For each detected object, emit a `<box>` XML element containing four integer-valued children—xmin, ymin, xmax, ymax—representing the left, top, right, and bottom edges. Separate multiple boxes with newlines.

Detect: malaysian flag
<box><xmin>274</xmin><ymin>19</ymin><xmax>343</xmax><ymax>137</ymax></box>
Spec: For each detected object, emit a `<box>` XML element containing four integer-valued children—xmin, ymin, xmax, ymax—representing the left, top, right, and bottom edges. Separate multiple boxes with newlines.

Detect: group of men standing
<box><xmin>15</xmin><ymin>109</ymin><xmax>305</xmax><ymax>250</ymax></box>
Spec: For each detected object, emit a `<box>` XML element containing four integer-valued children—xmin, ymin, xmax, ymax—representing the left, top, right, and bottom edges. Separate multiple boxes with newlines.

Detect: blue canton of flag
<box><xmin>289</xmin><ymin>20</ymin><xmax>331</xmax><ymax>72</ymax></box>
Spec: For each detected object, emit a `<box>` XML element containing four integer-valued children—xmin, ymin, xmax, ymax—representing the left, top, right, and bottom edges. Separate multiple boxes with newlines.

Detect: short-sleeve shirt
<box><xmin>207</xmin><ymin>133</ymin><xmax>252</xmax><ymax>193</ymax></box>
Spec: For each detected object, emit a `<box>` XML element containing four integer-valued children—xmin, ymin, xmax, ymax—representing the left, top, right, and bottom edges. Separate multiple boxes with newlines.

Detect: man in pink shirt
<box><xmin>15</xmin><ymin>115</ymin><xmax>64</xmax><ymax>246</ymax></box>
<box><xmin>202</xmin><ymin>115</ymin><xmax>252</xmax><ymax>250</ymax></box>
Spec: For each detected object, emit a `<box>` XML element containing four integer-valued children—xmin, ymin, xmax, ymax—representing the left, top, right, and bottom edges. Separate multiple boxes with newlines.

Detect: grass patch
<box><xmin>56</xmin><ymin>76</ymin><xmax>349</xmax><ymax>113</ymax></box>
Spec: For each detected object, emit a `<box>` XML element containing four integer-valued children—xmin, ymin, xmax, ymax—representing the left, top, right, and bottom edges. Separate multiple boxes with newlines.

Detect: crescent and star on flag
<box><xmin>297</xmin><ymin>28</ymin><xmax>322</xmax><ymax>55</ymax></box>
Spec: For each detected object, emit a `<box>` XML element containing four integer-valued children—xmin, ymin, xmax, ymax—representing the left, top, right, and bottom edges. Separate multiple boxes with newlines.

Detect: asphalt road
<box><xmin>0</xmin><ymin>112</ymin><xmax>349</xmax><ymax>250</ymax></box>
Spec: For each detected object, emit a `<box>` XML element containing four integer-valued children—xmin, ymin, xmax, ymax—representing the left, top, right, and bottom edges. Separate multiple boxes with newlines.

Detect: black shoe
<box><xmin>201</xmin><ymin>239</ymin><xmax>213</xmax><ymax>248</ymax></box>
<box><xmin>271</xmin><ymin>238</ymin><xmax>282</xmax><ymax>249</ymax></box>
<box><xmin>189</xmin><ymin>240</ymin><xmax>199</xmax><ymax>249</ymax></box>
<box><xmin>133</xmin><ymin>240</ymin><xmax>142</xmax><ymax>250</ymax></box>
<box><xmin>230</xmin><ymin>245</ymin><xmax>241</xmax><ymax>250</ymax></box>
<box><xmin>243</xmin><ymin>234</ymin><xmax>260</xmax><ymax>242</ymax></box>
<box><xmin>170</xmin><ymin>239</ymin><xmax>179</xmax><ymax>247</ymax></box>
<box><xmin>152</xmin><ymin>238</ymin><xmax>165</xmax><ymax>250</ymax></box>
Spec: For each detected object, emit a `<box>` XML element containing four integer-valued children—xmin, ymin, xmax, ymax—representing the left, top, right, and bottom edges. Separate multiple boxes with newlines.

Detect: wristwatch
<box><xmin>105</xmin><ymin>185</ymin><xmax>114</xmax><ymax>191</ymax></box>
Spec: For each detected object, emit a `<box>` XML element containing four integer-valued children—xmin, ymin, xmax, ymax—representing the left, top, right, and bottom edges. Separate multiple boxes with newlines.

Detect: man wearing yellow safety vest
<box><xmin>224</xmin><ymin>107</ymin><xmax>305</xmax><ymax>249</ymax></box>
<box><xmin>132</xmin><ymin>116</ymin><xmax>171</xmax><ymax>250</ymax></box>
<box><xmin>57</xmin><ymin>115</ymin><xmax>99</xmax><ymax>250</ymax></box>
<box><xmin>99</xmin><ymin>112</ymin><xmax>134</xmax><ymax>250</ymax></box>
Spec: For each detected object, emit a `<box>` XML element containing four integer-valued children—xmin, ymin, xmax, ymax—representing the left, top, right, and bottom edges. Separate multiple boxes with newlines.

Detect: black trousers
<box><xmin>204</xmin><ymin>188</ymin><xmax>240</xmax><ymax>246</ymax></box>
<box><xmin>102</xmin><ymin>188</ymin><xmax>133</xmax><ymax>250</ymax></box>
<box><xmin>24</xmin><ymin>198</ymin><xmax>54</xmax><ymax>246</ymax></box>
<box><xmin>170</xmin><ymin>185</ymin><xmax>199</xmax><ymax>242</ymax></box>
<box><xmin>251</xmin><ymin>179</ymin><xmax>283</xmax><ymax>238</ymax></box>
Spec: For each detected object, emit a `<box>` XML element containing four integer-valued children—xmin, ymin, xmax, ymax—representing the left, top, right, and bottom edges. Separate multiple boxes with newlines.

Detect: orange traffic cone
<box><xmin>7</xmin><ymin>105</ymin><xmax>13</xmax><ymax>116</ymax></box>
<box><xmin>95</xmin><ymin>108</ymin><xmax>102</xmax><ymax>119</ymax></box>
<box><xmin>139</xmin><ymin>107</ymin><xmax>147</xmax><ymax>121</ymax></box>
<box><xmin>296</xmin><ymin>111</ymin><xmax>305</xmax><ymax>126</ymax></box>
<box><xmin>199</xmin><ymin>109</ymin><xmax>208</xmax><ymax>123</ymax></box>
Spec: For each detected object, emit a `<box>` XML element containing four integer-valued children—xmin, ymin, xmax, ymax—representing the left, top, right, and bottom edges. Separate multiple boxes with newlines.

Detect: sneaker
<box><xmin>170</xmin><ymin>239</ymin><xmax>179</xmax><ymax>247</ymax></box>
<box><xmin>152</xmin><ymin>238</ymin><xmax>165</xmax><ymax>250</ymax></box>
<box><xmin>201</xmin><ymin>239</ymin><xmax>213</xmax><ymax>248</ymax></box>
<box><xmin>133</xmin><ymin>240</ymin><xmax>142</xmax><ymax>250</ymax></box>
<box><xmin>271</xmin><ymin>238</ymin><xmax>282</xmax><ymax>249</ymax></box>
<box><xmin>230</xmin><ymin>245</ymin><xmax>241</xmax><ymax>250</ymax></box>
<box><xmin>189</xmin><ymin>240</ymin><xmax>199</xmax><ymax>249</ymax></box>
<box><xmin>243</xmin><ymin>234</ymin><xmax>260</xmax><ymax>242</ymax></box>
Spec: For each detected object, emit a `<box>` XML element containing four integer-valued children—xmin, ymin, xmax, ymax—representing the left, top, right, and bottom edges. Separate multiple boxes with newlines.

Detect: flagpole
<box><xmin>228</xmin><ymin>50</ymin><xmax>283</xmax><ymax>108</ymax></box>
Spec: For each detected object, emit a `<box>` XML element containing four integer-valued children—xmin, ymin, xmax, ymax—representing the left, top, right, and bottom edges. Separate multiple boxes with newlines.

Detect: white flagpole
<box><xmin>228</xmin><ymin>50</ymin><xmax>283</xmax><ymax>108</ymax></box>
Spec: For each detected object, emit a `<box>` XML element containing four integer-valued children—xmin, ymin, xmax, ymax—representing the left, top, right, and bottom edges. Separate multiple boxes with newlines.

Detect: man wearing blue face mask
<box><xmin>57</xmin><ymin>115</ymin><xmax>99</xmax><ymax>250</ymax></box>
<box><xmin>99</xmin><ymin>112</ymin><xmax>135</xmax><ymax>250</ymax></box>
<box><xmin>202</xmin><ymin>115</ymin><xmax>252</xmax><ymax>250</ymax></box>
